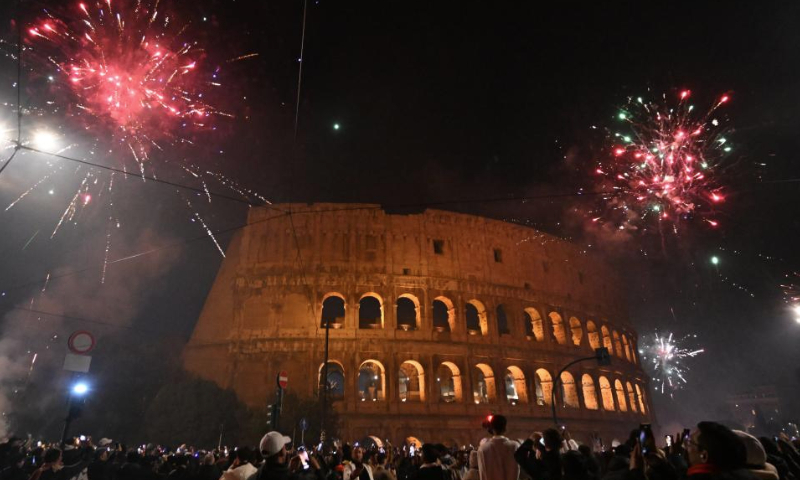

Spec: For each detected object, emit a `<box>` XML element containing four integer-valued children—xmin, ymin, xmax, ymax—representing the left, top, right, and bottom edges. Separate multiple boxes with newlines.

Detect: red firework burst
<box><xmin>28</xmin><ymin>0</ymin><xmax>227</xmax><ymax>164</ymax></box>
<box><xmin>592</xmin><ymin>90</ymin><xmax>734</xmax><ymax>232</ymax></box>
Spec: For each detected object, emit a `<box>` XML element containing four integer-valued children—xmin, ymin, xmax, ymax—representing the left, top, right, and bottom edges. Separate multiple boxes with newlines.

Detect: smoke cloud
<box><xmin>0</xmin><ymin>228</ymin><xmax>180</xmax><ymax>440</ymax></box>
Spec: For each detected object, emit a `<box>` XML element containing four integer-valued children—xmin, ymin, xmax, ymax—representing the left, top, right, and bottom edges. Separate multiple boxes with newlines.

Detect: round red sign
<box><xmin>68</xmin><ymin>330</ymin><xmax>95</xmax><ymax>355</ymax></box>
<box><xmin>277</xmin><ymin>371</ymin><xmax>289</xmax><ymax>389</ymax></box>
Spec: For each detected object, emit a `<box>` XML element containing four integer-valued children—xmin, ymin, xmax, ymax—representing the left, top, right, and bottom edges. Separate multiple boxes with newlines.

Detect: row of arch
<box><xmin>320</xmin><ymin>293</ymin><xmax>639</xmax><ymax>363</ymax></box>
<box><xmin>319</xmin><ymin>360</ymin><xmax>647</xmax><ymax>414</ymax></box>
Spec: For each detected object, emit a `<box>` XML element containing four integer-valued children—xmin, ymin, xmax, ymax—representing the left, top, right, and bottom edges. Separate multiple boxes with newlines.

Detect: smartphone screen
<box><xmin>665</xmin><ymin>435</ymin><xmax>673</xmax><ymax>447</ymax></box>
<box><xmin>639</xmin><ymin>424</ymin><xmax>652</xmax><ymax>454</ymax></box>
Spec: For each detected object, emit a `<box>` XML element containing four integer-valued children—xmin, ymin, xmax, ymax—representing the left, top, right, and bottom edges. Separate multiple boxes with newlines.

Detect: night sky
<box><xmin>0</xmin><ymin>0</ymin><xmax>799</xmax><ymax>438</ymax></box>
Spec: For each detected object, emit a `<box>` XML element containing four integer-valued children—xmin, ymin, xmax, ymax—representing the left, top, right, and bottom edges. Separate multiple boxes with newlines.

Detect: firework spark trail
<box><xmin>5</xmin><ymin>170</ymin><xmax>58</xmax><ymax>211</ymax></box>
<box><xmin>781</xmin><ymin>272</ymin><xmax>799</xmax><ymax>304</ymax></box>
<box><xmin>782</xmin><ymin>273</ymin><xmax>800</xmax><ymax>321</ymax></box>
<box><xmin>51</xmin><ymin>174</ymin><xmax>91</xmax><ymax>238</ymax></box>
<box><xmin>182</xmin><ymin>166</ymin><xmax>211</xmax><ymax>202</ymax></box>
<box><xmin>205</xmin><ymin>171</ymin><xmax>270</xmax><ymax>204</ymax></box>
<box><xmin>639</xmin><ymin>331</ymin><xmax>704</xmax><ymax>397</ymax></box>
<box><xmin>100</xmin><ymin>174</ymin><xmax>118</xmax><ymax>284</ymax></box>
<box><xmin>592</xmin><ymin>90</ymin><xmax>734</xmax><ymax>233</ymax></box>
<box><xmin>718</xmin><ymin>272</ymin><xmax>756</xmax><ymax>298</ymax></box>
<box><xmin>184</xmin><ymin>197</ymin><xmax>225</xmax><ymax>257</ymax></box>
<box><xmin>101</xmin><ymin>219</ymin><xmax>113</xmax><ymax>284</ymax></box>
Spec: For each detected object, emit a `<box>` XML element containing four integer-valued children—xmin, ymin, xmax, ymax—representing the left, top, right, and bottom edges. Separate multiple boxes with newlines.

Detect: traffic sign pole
<box><xmin>272</xmin><ymin>372</ymin><xmax>288</xmax><ymax>432</ymax></box>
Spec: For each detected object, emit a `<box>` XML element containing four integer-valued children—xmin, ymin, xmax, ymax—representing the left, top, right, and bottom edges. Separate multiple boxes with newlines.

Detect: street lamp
<box><xmin>61</xmin><ymin>380</ymin><xmax>90</xmax><ymax>446</ymax></box>
<box><xmin>33</xmin><ymin>131</ymin><xmax>58</xmax><ymax>151</ymax></box>
<box><xmin>72</xmin><ymin>382</ymin><xmax>89</xmax><ymax>395</ymax></box>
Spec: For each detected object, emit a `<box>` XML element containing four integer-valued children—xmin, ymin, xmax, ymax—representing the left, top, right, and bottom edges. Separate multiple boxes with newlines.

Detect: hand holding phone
<box><xmin>639</xmin><ymin>424</ymin><xmax>654</xmax><ymax>455</ymax></box>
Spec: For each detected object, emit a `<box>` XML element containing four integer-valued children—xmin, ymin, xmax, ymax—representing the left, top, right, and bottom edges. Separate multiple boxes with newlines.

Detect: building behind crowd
<box><xmin>183</xmin><ymin>203</ymin><xmax>653</xmax><ymax>446</ymax></box>
<box><xmin>726</xmin><ymin>385</ymin><xmax>795</xmax><ymax>436</ymax></box>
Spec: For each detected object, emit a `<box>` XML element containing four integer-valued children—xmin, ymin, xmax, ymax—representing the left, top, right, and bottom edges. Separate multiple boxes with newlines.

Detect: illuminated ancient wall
<box><xmin>183</xmin><ymin>203</ymin><xmax>653</xmax><ymax>445</ymax></box>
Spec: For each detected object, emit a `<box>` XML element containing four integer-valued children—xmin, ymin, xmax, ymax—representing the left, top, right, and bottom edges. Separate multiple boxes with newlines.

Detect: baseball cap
<box><xmin>260</xmin><ymin>431</ymin><xmax>291</xmax><ymax>457</ymax></box>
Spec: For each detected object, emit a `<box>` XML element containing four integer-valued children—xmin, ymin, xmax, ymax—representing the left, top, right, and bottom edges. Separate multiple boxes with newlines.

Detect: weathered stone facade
<box><xmin>183</xmin><ymin>203</ymin><xmax>653</xmax><ymax>446</ymax></box>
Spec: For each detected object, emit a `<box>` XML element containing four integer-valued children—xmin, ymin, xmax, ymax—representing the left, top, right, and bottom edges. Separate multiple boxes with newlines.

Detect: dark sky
<box><xmin>1</xmin><ymin>0</ymin><xmax>799</xmax><ymax>437</ymax></box>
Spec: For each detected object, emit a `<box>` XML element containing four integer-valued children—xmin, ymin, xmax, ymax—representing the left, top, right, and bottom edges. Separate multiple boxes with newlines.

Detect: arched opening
<box><xmin>472</xmin><ymin>363</ymin><xmax>496</xmax><ymax>404</ymax></box>
<box><xmin>602</xmin><ymin>325</ymin><xmax>613</xmax><ymax>352</ymax></box>
<box><xmin>613</xmin><ymin>330</ymin><xmax>623</xmax><ymax>358</ymax></box>
<box><xmin>433</xmin><ymin>296</ymin><xmax>456</xmax><ymax>332</ymax></box>
<box><xmin>496</xmin><ymin>304</ymin><xmax>510</xmax><ymax>336</ymax></box>
<box><xmin>358</xmin><ymin>360</ymin><xmax>386</xmax><ymax>401</ymax></box>
<box><xmin>524</xmin><ymin>308</ymin><xmax>544</xmax><ymax>341</ymax></box>
<box><xmin>622</xmin><ymin>334</ymin><xmax>632</xmax><ymax>362</ymax></box>
<box><xmin>626</xmin><ymin>381</ymin><xmax>638</xmax><ymax>412</ymax></box>
<box><xmin>549</xmin><ymin>312</ymin><xmax>567</xmax><ymax>345</ymax></box>
<box><xmin>504</xmin><ymin>366</ymin><xmax>528</xmax><ymax>404</ymax></box>
<box><xmin>358</xmin><ymin>294</ymin><xmax>383</xmax><ymax>329</ymax></box>
<box><xmin>569</xmin><ymin>317</ymin><xmax>583</xmax><ymax>347</ymax></box>
<box><xmin>320</xmin><ymin>294</ymin><xmax>345</xmax><ymax>328</ymax></box>
<box><xmin>396</xmin><ymin>295</ymin><xmax>419</xmax><ymax>331</ymax></box>
<box><xmin>636</xmin><ymin>384</ymin><xmax>647</xmax><ymax>414</ymax></box>
<box><xmin>560</xmin><ymin>371</ymin><xmax>579</xmax><ymax>408</ymax></box>
<box><xmin>534</xmin><ymin>369</ymin><xmax>553</xmax><ymax>406</ymax></box>
<box><xmin>318</xmin><ymin>361</ymin><xmax>345</xmax><ymax>400</ymax></box>
<box><xmin>399</xmin><ymin>360</ymin><xmax>425</xmax><ymax>402</ymax></box>
<box><xmin>614</xmin><ymin>379</ymin><xmax>628</xmax><ymax>412</ymax></box>
<box><xmin>586</xmin><ymin>321</ymin><xmax>600</xmax><ymax>350</ymax></box>
<box><xmin>466</xmin><ymin>300</ymin><xmax>488</xmax><ymax>336</ymax></box>
<box><xmin>581</xmin><ymin>374</ymin><xmax>599</xmax><ymax>410</ymax></box>
<box><xmin>437</xmin><ymin>362</ymin><xmax>462</xmax><ymax>403</ymax></box>
<box><xmin>599</xmin><ymin>376</ymin><xmax>615</xmax><ymax>411</ymax></box>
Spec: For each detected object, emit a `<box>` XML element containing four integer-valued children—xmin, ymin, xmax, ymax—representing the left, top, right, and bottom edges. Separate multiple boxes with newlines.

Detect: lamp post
<box><xmin>320</xmin><ymin>316</ymin><xmax>330</xmax><ymax>442</ymax></box>
<box><xmin>61</xmin><ymin>381</ymin><xmax>89</xmax><ymax>447</ymax></box>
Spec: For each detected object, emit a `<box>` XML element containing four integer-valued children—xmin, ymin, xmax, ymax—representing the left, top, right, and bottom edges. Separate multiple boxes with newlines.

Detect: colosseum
<box><xmin>183</xmin><ymin>203</ymin><xmax>653</xmax><ymax>446</ymax></box>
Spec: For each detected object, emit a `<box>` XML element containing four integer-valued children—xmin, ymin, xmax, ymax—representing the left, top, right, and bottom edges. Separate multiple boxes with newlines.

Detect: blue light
<box><xmin>72</xmin><ymin>382</ymin><xmax>89</xmax><ymax>395</ymax></box>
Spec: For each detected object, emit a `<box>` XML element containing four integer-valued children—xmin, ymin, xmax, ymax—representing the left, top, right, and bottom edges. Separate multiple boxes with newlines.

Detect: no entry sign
<box><xmin>68</xmin><ymin>331</ymin><xmax>95</xmax><ymax>355</ymax></box>
<box><xmin>277</xmin><ymin>371</ymin><xmax>288</xmax><ymax>389</ymax></box>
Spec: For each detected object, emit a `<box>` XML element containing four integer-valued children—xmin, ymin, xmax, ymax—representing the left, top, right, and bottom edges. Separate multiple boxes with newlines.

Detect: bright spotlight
<box><xmin>72</xmin><ymin>382</ymin><xmax>89</xmax><ymax>395</ymax></box>
<box><xmin>710</xmin><ymin>256</ymin><xmax>719</xmax><ymax>266</ymax></box>
<box><xmin>34</xmin><ymin>131</ymin><xmax>58</xmax><ymax>151</ymax></box>
<box><xmin>793</xmin><ymin>305</ymin><xmax>800</xmax><ymax>323</ymax></box>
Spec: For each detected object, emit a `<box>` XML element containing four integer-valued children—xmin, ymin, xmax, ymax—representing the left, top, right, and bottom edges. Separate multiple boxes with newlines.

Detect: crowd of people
<box><xmin>1</xmin><ymin>415</ymin><xmax>799</xmax><ymax>480</ymax></box>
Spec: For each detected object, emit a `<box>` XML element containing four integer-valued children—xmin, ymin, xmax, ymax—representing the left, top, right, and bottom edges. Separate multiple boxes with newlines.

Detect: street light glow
<box><xmin>34</xmin><ymin>131</ymin><xmax>58</xmax><ymax>151</ymax></box>
<box><xmin>72</xmin><ymin>382</ymin><xmax>89</xmax><ymax>395</ymax></box>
